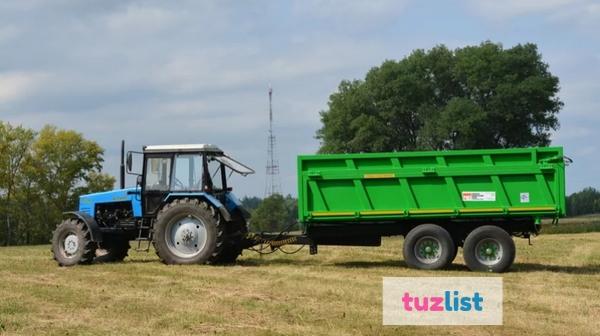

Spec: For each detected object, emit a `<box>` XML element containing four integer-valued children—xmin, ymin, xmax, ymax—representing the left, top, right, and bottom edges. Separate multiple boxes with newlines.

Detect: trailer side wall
<box><xmin>298</xmin><ymin>147</ymin><xmax>565</xmax><ymax>229</ymax></box>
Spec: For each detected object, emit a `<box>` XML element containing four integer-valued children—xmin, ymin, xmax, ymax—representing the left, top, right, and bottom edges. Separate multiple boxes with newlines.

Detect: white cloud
<box><xmin>153</xmin><ymin>36</ymin><xmax>385</xmax><ymax>96</ymax></box>
<box><xmin>572</xmin><ymin>144</ymin><xmax>596</xmax><ymax>157</ymax></box>
<box><xmin>548</xmin><ymin>1</ymin><xmax>600</xmax><ymax>25</ymax></box>
<box><xmin>0</xmin><ymin>25</ymin><xmax>19</xmax><ymax>43</ymax></box>
<box><xmin>0</xmin><ymin>72</ymin><xmax>48</xmax><ymax>103</ymax></box>
<box><xmin>293</xmin><ymin>0</ymin><xmax>410</xmax><ymax>26</ymax></box>
<box><xmin>552</xmin><ymin>125</ymin><xmax>592</xmax><ymax>141</ymax></box>
<box><xmin>104</xmin><ymin>4</ymin><xmax>180</xmax><ymax>32</ymax></box>
<box><xmin>466</xmin><ymin>0</ymin><xmax>580</xmax><ymax>18</ymax></box>
<box><xmin>466</xmin><ymin>0</ymin><xmax>600</xmax><ymax>29</ymax></box>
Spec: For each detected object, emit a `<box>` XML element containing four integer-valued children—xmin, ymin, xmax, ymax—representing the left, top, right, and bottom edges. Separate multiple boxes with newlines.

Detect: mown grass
<box><xmin>0</xmin><ymin>233</ymin><xmax>599</xmax><ymax>336</ymax></box>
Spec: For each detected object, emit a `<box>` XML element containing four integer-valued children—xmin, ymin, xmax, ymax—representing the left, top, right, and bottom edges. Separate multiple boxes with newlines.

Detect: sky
<box><xmin>0</xmin><ymin>0</ymin><xmax>598</xmax><ymax>197</ymax></box>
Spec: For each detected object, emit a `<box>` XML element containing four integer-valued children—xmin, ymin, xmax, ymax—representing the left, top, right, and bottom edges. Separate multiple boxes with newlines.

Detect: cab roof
<box><xmin>143</xmin><ymin>144</ymin><xmax>223</xmax><ymax>154</ymax></box>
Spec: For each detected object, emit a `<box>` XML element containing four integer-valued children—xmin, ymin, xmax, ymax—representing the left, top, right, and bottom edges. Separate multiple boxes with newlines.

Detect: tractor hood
<box><xmin>78</xmin><ymin>187</ymin><xmax>142</xmax><ymax>217</ymax></box>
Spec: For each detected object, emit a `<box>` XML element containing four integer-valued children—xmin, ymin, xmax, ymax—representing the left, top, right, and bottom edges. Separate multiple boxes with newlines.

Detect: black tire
<box><xmin>51</xmin><ymin>219</ymin><xmax>97</xmax><ymax>266</ymax></box>
<box><xmin>211</xmin><ymin>245</ymin><xmax>243</xmax><ymax>264</ymax></box>
<box><xmin>211</xmin><ymin>218</ymin><xmax>247</xmax><ymax>264</ymax></box>
<box><xmin>403</xmin><ymin>224</ymin><xmax>456</xmax><ymax>270</ymax></box>
<box><xmin>463</xmin><ymin>225</ymin><xmax>515</xmax><ymax>273</ymax></box>
<box><xmin>153</xmin><ymin>198</ymin><xmax>224</xmax><ymax>265</ymax></box>
<box><xmin>95</xmin><ymin>236</ymin><xmax>130</xmax><ymax>263</ymax></box>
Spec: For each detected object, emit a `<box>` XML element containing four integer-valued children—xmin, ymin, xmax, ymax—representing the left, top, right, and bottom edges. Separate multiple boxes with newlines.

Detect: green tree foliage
<box><xmin>0</xmin><ymin>122</ymin><xmax>114</xmax><ymax>245</ymax></box>
<box><xmin>0</xmin><ymin>123</ymin><xmax>35</xmax><ymax>245</ymax></box>
<box><xmin>240</xmin><ymin>196</ymin><xmax>262</xmax><ymax>212</ymax></box>
<box><xmin>317</xmin><ymin>42</ymin><xmax>562</xmax><ymax>152</ymax></box>
<box><xmin>566</xmin><ymin>187</ymin><xmax>600</xmax><ymax>216</ymax></box>
<box><xmin>250</xmin><ymin>194</ymin><xmax>298</xmax><ymax>232</ymax></box>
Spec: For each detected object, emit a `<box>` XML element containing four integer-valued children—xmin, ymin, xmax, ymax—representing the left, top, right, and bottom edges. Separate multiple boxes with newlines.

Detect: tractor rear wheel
<box><xmin>211</xmin><ymin>219</ymin><xmax>247</xmax><ymax>264</ymax></box>
<box><xmin>403</xmin><ymin>224</ymin><xmax>456</xmax><ymax>270</ymax></box>
<box><xmin>95</xmin><ymin>235</ymin><xmax>130</xmax><ymax>263</ymax></box>
<box><xmin>153</xmin><ymin>198</ymin><xmax>224</xmax><ymax>265</ymax></box>
<box><xmin>51</xmin><ymin>219</ymin><xmax>97</xmax><ymax>266</ymax></box>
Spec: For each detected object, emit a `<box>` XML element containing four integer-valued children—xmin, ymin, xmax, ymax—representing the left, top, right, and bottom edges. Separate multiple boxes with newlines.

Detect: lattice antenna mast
<box><xmin>265</xmin><ymin>85</ymin><xmax>280</xmax><ymax>197</ymax></box>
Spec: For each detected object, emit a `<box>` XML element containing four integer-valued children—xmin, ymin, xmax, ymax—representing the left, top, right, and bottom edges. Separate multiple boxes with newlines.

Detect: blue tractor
<box><xmin>51</xmin><ymin>142</ymin><xmax>255</xmax><ymax>266</ymax></box>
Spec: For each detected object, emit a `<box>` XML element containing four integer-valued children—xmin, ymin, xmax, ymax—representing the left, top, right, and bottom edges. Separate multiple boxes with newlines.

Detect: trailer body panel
<box><xmin>298</xmin><ymin>147</ymin><xmax>566</xmax><ymax>228</ymax></box>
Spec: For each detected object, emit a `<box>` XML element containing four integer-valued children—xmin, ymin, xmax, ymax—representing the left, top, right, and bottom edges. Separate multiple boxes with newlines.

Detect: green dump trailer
<box><xmin>291</xmin><ymin>146</ymin><xmax>566</xmax><ymax>272</ymax></box>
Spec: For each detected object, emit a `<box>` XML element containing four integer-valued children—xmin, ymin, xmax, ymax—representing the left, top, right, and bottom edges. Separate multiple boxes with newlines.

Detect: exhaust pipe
<box><xmin>120</xmin><ymin>140</ymin><xmax>125</xmax><ymax>189</ymax></box>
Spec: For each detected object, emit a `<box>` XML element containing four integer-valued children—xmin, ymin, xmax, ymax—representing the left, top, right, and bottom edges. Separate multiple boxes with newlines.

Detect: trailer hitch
<box><xmin>243</xmin><ymin>232</ymin><xmax>317</xmax><ymax>255</ymax></box>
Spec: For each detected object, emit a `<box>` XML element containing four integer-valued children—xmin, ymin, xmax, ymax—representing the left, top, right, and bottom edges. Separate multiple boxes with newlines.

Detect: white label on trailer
<box><xmin>520</xmin><ymin>192</ymin><xmax>530</xmax><ymax>203</ymax></box>
<box><xmin>462</xmin><ymin>192</ymin><xmax>496</xmax><ymax>202</ymax></box>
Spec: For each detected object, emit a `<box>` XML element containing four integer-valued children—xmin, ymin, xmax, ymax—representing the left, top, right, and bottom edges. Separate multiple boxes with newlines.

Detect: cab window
<box><xmin>172</xmin><ymin>154</ymin><xmax>202</xmax><ymax>190</ymax></box>
<box><xmin>145</xmin><ymin>157</ymin><xmax>171</xmax><ymax>191</ymax></box>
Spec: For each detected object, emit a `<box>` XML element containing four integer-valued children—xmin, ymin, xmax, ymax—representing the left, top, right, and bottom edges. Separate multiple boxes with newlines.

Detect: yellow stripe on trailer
<box><xmin>459</xmin><ymin>208</ymin><xmax>504</xmax><ymax>214</ymax></box>
<box><xmin>508</xmin><ymin>206</ymin><xmax>556</xmax><ymax>212</ymax></box>
<box><xmin>363</xmin><ymin>173</ymin><xmax>395</xmax><ymax>179</ymax></box>
<box><xmin>359</xmin><ymin>210</ymin><xmax>405</xmax><ymax>216</ymax></box>
<box><xmin>311</xmin><ymin>211</ymin><xmax>355</xmax><ymax>217</ymax></box>
<box><xmin>408</xmin><ymin>209</ymin><xmax>455</xmax><ymax>215</ymax></box>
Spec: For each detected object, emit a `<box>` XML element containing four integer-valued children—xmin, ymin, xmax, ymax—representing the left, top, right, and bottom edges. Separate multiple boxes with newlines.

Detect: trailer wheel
<box><xmin>95</xmin><ymin>236</ymin><xmax>130</xmax><ymax>263</ymax></box>
<box><xmin>403</xmin><ymin>224</ymin><xmax>456</xmax><ymax>270</ymax></box>
<box><xmin>51</xmin><ymin>219</ymin><xmax>97</xmax><ymax>266</ymax></box>
<box><xmin>463</xmin><ymin>225</ymin><xmax>515</xmax><ymax>273</ymax></box>
<box><xmin>153</xmin><ymin>198</ymin><xmax>224</xmax><ymax>265</ymax></box>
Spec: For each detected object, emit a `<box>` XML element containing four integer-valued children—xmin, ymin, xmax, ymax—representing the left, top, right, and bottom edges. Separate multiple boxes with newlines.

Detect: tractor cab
<box><xmin>133</xmin><ymin>144</ymin><xmax>254</xmax><ymax>217</ymax></box>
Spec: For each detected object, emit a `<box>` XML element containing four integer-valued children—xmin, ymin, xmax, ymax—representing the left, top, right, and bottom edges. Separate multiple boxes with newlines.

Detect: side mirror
<box><xmin>126</xmin><ymin>152</ymin><xmax>133</xmax><ymax>173</ymax></box>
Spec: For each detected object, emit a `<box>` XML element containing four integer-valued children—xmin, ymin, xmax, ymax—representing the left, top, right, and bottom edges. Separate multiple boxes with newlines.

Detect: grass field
<box><xmin>0</xmin><ymin>233</ymin><xmax>599</xmax><ymax>336</ymax></box>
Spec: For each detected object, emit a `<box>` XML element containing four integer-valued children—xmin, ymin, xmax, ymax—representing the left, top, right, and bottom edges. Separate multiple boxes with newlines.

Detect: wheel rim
<box><xmin>63</xmin><ymin>234</ymin><xmax>79</xmax><ymax>256</ymax></box>
<box><xmin>475</xmin><ymin>238</ymin><xmax>503</xmax><ymax>266</ymax></box>
<box><xmin>165</xmin><ymin>215</ymin><xmax>208</xmax><ymax>259</ymax></box>
<box><xmin>414</xmin><ymin>236</ymin><xmax>442</xmax><ymax>264</ymax></box>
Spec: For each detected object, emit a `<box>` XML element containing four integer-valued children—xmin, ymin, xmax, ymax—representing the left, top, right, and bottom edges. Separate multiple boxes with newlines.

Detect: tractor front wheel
<box><xmin>153</xmin><ymin>198</ymin><xmax>224</xmax><ymax>265</ymax></box>
<box><xmin>51</xmin><ymin>219</ymin><xmax>97</xmax><ymax>266</ymax></box>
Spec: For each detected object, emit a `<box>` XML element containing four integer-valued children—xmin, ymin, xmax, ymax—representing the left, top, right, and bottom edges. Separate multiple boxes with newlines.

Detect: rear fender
<box><xmin>164</xmin><ymin>193</ymin><xmax>232</xmax><ymax>222</ymax></box>
<box><xmin>63</xmin><ymin>211</ymin><xmax>102</xmax><ymax>242</ymax></box>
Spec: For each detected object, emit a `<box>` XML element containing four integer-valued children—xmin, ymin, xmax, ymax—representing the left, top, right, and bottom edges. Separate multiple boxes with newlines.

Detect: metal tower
<box><xmin>265</xmin><ymin>85</ymin><xmax>281</xmax><ymax>197</ymax></box>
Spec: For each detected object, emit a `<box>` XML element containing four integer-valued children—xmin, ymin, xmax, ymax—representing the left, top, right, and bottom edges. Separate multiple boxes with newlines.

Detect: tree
<box><xmin>0</xmin><ymin>123</ymin><xmax>35</xmax><ymax>245</ymax></box>
<box><xmin>317</xmin><ymin>42</ymin><xmax>562</xmax><ymax>153</ymax></box>
<box><xmin>240</xmin><ymin>196</ymin><xmax>262</xmax><ymax>212</ymax></box>
<box><xmin>250</xmin><ymin>194</ymin><xmax>298</xmax><ymax>232</ymax></box>
<box><xmin>0</xmin><ymin>123</ymin><xmax>115</xmax><ymax>245</ymax></box>
<box><xmin>27</xmin><ymin>125</ymin><xmax>112</xmax><ymax>213</ymax></box>
<box><xmin>566</xmin><ymin>187</ymin><xmax>600</xmax><ymax>216</ymax></box>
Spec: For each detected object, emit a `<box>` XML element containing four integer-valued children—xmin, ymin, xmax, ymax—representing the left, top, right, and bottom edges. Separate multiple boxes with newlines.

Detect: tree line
<box><xmin>566</xmin><ymin>187</ymin><xmax>600</xmax><ymax>217</ymax></box>
<box><xmin>0</xmin><ymin>122</ymin><xmax>114</xmax><ymax>246</ymax></box>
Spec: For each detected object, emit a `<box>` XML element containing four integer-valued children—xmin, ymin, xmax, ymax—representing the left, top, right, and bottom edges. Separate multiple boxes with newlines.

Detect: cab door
<box><xmin>141</xmin><ymin>155</ymin><xmax>173</xmax><ymax>216</ymax></box>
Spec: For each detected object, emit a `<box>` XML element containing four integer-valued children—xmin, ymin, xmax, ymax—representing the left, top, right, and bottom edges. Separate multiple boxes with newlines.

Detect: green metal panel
<box><xmin>297</xmin><ymin>147</ymin><xmax>566</xmax><ymax>226</ymax></box>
